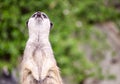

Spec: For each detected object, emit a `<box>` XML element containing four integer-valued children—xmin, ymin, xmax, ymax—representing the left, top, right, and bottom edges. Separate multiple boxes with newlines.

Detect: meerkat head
<box><xmin>26</xmin><ymin>11</ymin><xmax>53</xmax><ymax>35</ymax></box>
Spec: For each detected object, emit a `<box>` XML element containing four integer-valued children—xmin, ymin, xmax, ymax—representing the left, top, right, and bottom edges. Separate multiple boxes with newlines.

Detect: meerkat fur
<box><xmin>20</xmin><ymin>11</ymin><xmax>63</xmax><ymax>84</ymax></box>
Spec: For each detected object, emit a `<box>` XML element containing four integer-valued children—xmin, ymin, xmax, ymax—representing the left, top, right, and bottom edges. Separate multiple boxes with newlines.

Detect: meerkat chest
<box><xmin>33</xmin><ymin>48</ymin><xmax>54</xmax><ymax>64</ymax></box>
<box><xmin>33</xmin><ymin>47</ymin><xmax>56</xmax><ymax>77</ymax></box>
<box><xmin>32</xmin><ymin>46</ymin><xmax>43</xmax><ymax>63</ymax></box>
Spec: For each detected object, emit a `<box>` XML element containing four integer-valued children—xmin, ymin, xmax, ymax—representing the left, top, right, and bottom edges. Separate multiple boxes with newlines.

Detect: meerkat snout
<box><xmin>26</xmin><ymin>11</ymin><xmax>53</xmax><ymax>30</ymax></box>
<box><xmin>35</xmin><ymin>11</ymin><xmax>42</xmax><ymax>18</ymax></box>
<box><xmin>31</xmin><ymin>11</ymin><xmax>46</xmax><ymax>19</ymax></box>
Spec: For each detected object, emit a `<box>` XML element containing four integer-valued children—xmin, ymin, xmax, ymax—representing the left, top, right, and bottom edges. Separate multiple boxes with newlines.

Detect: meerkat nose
<box><xmin>36</xmin><ymin>11</ymin><xmax>41</xmax><ymax>17</ymax></box>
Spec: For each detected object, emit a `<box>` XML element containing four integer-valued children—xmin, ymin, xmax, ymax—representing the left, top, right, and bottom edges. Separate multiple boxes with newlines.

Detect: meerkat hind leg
<box><xmin>22</xmin><ymin>71</ymin><xmax>34</xmax><ymax>84</ymax></box>
<box><xmin>42</xmin><ymin>69</ymin><xmax>62</xmax><ymax>84</ymax></box>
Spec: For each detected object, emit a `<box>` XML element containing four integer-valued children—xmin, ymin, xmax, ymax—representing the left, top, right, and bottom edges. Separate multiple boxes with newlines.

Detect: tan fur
<box><xmin>20</xmin><ymin>12</ymin><xmax>63</xmax><ymax>84</ymax></box>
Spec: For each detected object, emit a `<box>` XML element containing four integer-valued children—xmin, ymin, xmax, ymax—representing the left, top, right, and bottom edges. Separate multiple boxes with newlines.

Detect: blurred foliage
<box><xmin>0</xmin><ymin>0</ymin><xmax>120</xmax><ymax>83</ymax></box>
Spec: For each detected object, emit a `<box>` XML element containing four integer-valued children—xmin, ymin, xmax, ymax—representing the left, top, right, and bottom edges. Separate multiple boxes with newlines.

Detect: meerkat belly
<box><xmin>33</xmin><ymin>48</ymin><xmax>43</xmax><ymax>75</ymax></box>
<box><xmin>33</xmin><ymin>48</ymin><xmax>56</xmax><ymax>80</ymax></box>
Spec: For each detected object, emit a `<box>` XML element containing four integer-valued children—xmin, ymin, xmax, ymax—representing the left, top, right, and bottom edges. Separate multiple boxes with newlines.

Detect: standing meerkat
<box><xmin>21</xmin><ymin>11</ymin><xmax>63</xmax><ymax>84</ymax></box>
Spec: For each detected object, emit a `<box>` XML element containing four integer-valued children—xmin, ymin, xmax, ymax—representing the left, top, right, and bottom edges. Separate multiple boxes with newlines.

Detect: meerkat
<box><xmin>20</xmin><ymin>11</ymin><xmax>63</xmax><ymax>84</ymax></box>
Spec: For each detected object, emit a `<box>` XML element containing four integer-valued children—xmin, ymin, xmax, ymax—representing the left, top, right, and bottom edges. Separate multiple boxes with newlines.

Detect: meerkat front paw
<box><xmin>23</xmin><ymin>59</ymin><xmax>39</xmax><ymax>81</ymax></box>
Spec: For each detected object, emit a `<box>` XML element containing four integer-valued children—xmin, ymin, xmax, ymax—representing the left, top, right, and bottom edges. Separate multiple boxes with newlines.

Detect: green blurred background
<box><xmin>0</xmin><ymin>0</ymin><xmax>120</xmax><ymax>84</ymax></box>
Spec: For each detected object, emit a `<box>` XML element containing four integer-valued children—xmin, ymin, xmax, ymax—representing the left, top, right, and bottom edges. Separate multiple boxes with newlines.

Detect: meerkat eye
<box><xmin>32</xmin><ymin>14</ymin><xmax>36</xmax><ymax>17</ymax></box>
<box><xmin>42</xmin><ymin>13</ymin><xmax>47</xmax><ymax>18</ymax></box>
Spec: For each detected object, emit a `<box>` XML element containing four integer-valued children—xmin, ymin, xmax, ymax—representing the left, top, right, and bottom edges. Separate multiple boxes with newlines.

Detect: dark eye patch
<box><xmin>42</xmin><ymin>13</ymin><xmax>47</xmax><ymax>18</ymax></box>
<box><xmin>32</xmin><ymin>14</ymin><xmax>36</xmax><ymax>17</ymax></box>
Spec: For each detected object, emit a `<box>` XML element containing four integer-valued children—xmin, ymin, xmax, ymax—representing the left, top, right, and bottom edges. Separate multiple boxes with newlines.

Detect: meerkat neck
<box><xmin>27</xmin><ymin>31</ymin><xmax>53</xmax><ymax>52</ymax></box>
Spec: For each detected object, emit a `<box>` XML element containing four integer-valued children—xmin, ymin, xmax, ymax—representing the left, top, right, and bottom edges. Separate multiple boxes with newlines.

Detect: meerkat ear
<box><xmin>26</xmin><ymin>20</ymin><xmax>28</xmax><ymax>28</ymax></box>
<box><xmin>26</xmin><ymin>20</ymin><xmax>28</xmax><ymax>25</ymax></box>
<box><xmin>50</xmin><ymin>22</ymin><xmax>53</xmax><ymax>29</ymax></box>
